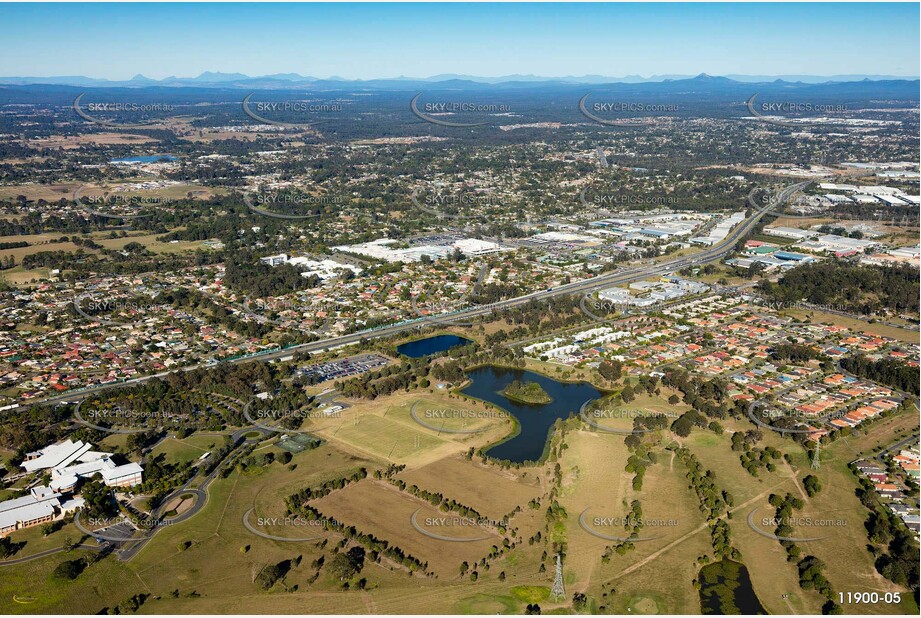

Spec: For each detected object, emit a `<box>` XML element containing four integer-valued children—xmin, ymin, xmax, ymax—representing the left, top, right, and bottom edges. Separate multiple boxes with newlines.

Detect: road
<box><xmin>874</xmin><ymin>432</ymin><xmax>920</xmax><ymax>464</ymax></box>
<box><xmin>17</xmin><ymin>181</ymin><xmax>808</xmax><ymax>412</ymax></box>
<box><xmin>112</xmin><ymin>425</ymin><xmax>271</xmax><ymax>561</ymax></box>
<box><xmin>2</xmin><ymin>181</ymin><xmax>807</xmax><ymax>562</ymax></box>
<box><xmin>747</xmin><ymin>357</ymin><xmax>912</xmax><ymax>437</ymax></box>
<box><xmin>0</xmin><ymin>543</ymin><xmax>102</xmax><ymax>568</ymax></box>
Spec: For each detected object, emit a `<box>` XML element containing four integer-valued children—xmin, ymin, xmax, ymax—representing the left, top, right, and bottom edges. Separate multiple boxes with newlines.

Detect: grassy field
<box><xmin>150</xmin><ymin>434</ymin><xmax>224</xmax><ymax>466</ymax></box>
<box><xmin>312</xmin><ymin>478</ymin><xmax>502</xmax><ymax>576</ymax></box>
<box><xmin>123</xmin><ymin>443</ymin><xmax>384</xmax><ymax>609</ymax></box>
<box><xmin>0</xmin><ymin>230</ymin><xmax>210</xmax><ymax>265</ymax></box>
<box><xmin>0</xmin><ymin>267</ymin><xmax>51</xmax><ymax>285</ymax></box>
<box><xmin>782</xmin><ymin>308</ymin><xmax>920</xmax><ymax>345</ymax></box>
<box><xmin>318</xmin><ymin>412</ymin><xmax>446</xmax><ymax>462</ymax></box>
<box><xmin>556</xmin><ymin>430</ymin><xmax>633</xmax><ymax>589</ymax></box>
<box><xmin>396</xmin><ymin>456</ymin><xmax>542</xmax><ymax>521</ymax></box>
<box><xmin>0</xmin><ymin>442</ymin><xmax>381</xmax><ymax>614</ymax></box>
<box><xmin>0</xmin><ymin>546</ymin><xmax>140</xmax><ymax>614</ymax></box>
<box><xmin>25</xmin><ymin>133</ymin><xmax>157</xmax><ymax>149</ymax></box>
<box><xmin>0</xmin><ymin>183</ymin><xmax>83</xmax><ymax>202</ymax></box>
<box><xmin>385</xmin><ymin>394</ymin><xmax>510</xmax><ymax>436</ymax></box>
<box><xmin>1</xmin><ymin>391</ymin><xmax>916</xmax><ymax>614</ymax></box>
<box><xmin>98</xmin><ymin>433</ymin><xmax>130</xmax><ymax>452</ymax></box>
<box><xmin>585</xmin><ymin>390</ymin><xmax>688</xmax><ymax>432</ymax></box>
<box><xmin>93</xmin><ymin>233</ymin><xmax>208</xmax><ymax>254</ymax></box>
<box><xmin>0</xmin><ymin>239</ymin><xmax>84</xmax><ymax>263</ymax></box>
<box><xmin>557</xmin><ymin>428</ymin><xmax>709</xmax><ymax>613</ymax></box>
<box><xmin>682</xmin><ymin>425</ymin><xmax>790</xmax><ymax>507</ymax></box>
<box><xmin>682</xmin><ymin>415</ymin><xmax>918</xmax><ymax>615</ymax></box>
<box><xmin>827</xmin><ymin>404</ymin><xmax>919</xmax><ymax>460</ymax></box>
<box><xmin>308</xmin><ymin>391</ymin><xmax>513</xmax><ymax>467</ymax></box>
<box><xmin>731</xmin><ymin>444</ymin><xmax>918</xmax><ymax>615</ymax></box>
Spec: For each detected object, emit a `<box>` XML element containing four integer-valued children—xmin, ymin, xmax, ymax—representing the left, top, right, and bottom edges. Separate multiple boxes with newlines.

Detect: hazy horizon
<box><xmin>1</xmin><ymin>2</ymin><xmax>918</xmax><ymax>81</ymax></box>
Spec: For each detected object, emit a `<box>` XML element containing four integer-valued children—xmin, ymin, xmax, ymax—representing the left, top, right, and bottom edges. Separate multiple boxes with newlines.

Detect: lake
<box><xmin>462</xmin><ymin>365</ymin><xmax>604</xmax><ymax>463</ymax></box>
<box><xmin>396</xmin><ymin>334</ymin><xmax>472</xmax><ymax>358</ymax></box>
<box><xmin>110</xmin><ymin>155</ymin><xmax>178</xmax><ymax>164</ymax></box>
<box><xmin>698</xmin><ymin>560</ymin><xmax>767</xmax><ymax>615</ymax></box>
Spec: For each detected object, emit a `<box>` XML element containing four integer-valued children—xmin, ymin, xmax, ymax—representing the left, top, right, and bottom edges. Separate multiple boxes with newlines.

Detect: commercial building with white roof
<box><xmin>334</xmin><ymin>237</ymin><xmax>507</xmax><ymax>263</ymax></box>
<box><xmin>0</xmin><ymin>486</ymin><xmax>61</xmax><ymax>537</ymax></box>
<box><xmin>21</xmin><ymin>440</ymin><xmax>93</xmax><ymax>473</ymax></box>
<box><xmin>763</xmin><ymin>226</ymin><xmax>818</xmax><ymax>241</ymax></box>
<box><xmin>21</xmin><ymin>439</ymin><xmax>143</xmax><ymax>489</ymax></box>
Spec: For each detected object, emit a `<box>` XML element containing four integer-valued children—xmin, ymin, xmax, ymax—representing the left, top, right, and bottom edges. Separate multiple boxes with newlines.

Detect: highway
<box><xmin>18</xmin><ymin>181</ymin><xmax>808</xmax><ymax>411</ymax></box>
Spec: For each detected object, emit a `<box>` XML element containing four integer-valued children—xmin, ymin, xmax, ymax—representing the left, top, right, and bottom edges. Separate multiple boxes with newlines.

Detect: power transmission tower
<box><xmin>811</xmin><ymin>443</ymin><xmax>820</xmax><ymax>470</ymax></box>
<box><xmin>551</xmin><ymin>554</ymin><xmax>565</xmax><ymax>601</ymax></box>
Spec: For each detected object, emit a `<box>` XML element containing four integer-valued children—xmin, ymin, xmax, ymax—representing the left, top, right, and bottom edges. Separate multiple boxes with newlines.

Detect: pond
<box><xmin>698</xmin><ymin>560</ymin><xmax>767</xmax><ymax>615</ymax></box>
<box><xmin>110</xmin><ymin>155</ymin><xmax>178</xmax><ymax>164</ymax></box>
<box><xmin>396</xmin><ymin>334</ymin><xmax>473</xmax><ymax>358</ymax></box>
<box><xmin>462</xmin><ymin>365</ymin><xmax>604</xmax><ymax>463</ymax></box>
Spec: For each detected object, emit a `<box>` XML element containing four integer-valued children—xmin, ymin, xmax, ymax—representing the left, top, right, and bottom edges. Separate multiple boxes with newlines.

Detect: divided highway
<box><xmin>20</xmin><ymin>181</ymin><xmax>808</xmax><ymax>410</ymax></box>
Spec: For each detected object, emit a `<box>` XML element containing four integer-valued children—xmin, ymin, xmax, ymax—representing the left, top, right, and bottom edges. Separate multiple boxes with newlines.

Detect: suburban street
<box><xmin>15</xmin><ymin>181</ymin><xmax>808</xmax><ymax>412</ymax></box>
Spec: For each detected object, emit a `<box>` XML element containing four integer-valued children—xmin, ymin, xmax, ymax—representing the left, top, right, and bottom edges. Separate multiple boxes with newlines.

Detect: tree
<box><xmin>52</xmin><ymin>558</ymin><xmax>86</xmax><ymax>580</ymax></box>
<box><xmin>81</xmin><ymin>479</ymin><xmax>117</xmax><ymax>518</ymax></box>
<box><xmin>0</xmin><ymin>536</ymin><xmax>15</xmax><ymax>558</ymax></box>
<box><xmin>599</xmin><ymin>360</ymin><xmax>623</xmax><ymax>381</ymax></box>
<box><xmin>328</xmin><ymin>547</ymin><xmax>365</xmax><ymax>581</ymax></box>
<box><xmin>255</xmin><ymin>559</ymin><xmax>291</xmax><ymax>590</ymax></box>
<box><xmin>803</xmin><ymin>475</ymin><xmax>822</xmax><ymax>497</ymax></box>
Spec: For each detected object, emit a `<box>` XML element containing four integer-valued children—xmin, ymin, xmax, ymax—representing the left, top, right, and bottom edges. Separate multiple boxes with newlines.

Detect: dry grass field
<box><xmin>308</xmin><ymin>391</ymin><xmax>514</xmax><ymax>467</ymax></box>
<box><xmin>23</xmin><ymin>133</ymin><xmax>158</xmax><ymax>149</ymax></box>
<box><xmin>0</xmin><ymin>228</ymin><xmax>214</xmax><ymax>266</ymax></box>
<box><xmin>0</xmin><ymin>183</ymin><xmax>83</xmax><ymax>202</ymax></box>
<box><xmin>0</xmin><ymin>181</ymin><xmax>223</xmax><ymax>204</ymax></box>
<box><xmin>1</xmin><ymin>386</ymin><xmax>916</xmax><ymax>614</ymax></box>
<box><xmin>312</xmin><ymin>478</ymin><xmax>502</xmax><ymax>576</ymax></box>
<box><xmin>396</xmin><ymin>456</ymin><xmax>542</xmax><ymax>521</ymax></box>
<box><xmin>556</xmin><ymin>429</ymin><xmax>707</xmax><ymax>612</ymax></box>
<box><xmin>783</xmin><ymin>308</ymin><xmax>920</xmax><ymax>344</ymax></box>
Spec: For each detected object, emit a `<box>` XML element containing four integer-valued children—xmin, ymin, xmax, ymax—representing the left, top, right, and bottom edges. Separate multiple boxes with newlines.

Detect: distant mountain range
<box><xmin>0</xmin><ymin>71</ymin><xmax>917</xmax><ymax>90</ymax></box>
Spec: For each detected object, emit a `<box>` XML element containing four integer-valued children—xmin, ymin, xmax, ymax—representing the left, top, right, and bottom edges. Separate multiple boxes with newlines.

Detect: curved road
<box><xmin>3</xmin><ymin>181</ymin><xmax>807</xmax><ymax>563</ymax></box>
<box><xmin>15</xmin><ymin>182</ymin><xmax>808</xmax><ymax>414</ymax></box>
<box><xmin>112</xmin><ymin>426</ymin><xmax>271</xmax><ymax>561</ymax></box>
<box><xmin>69</xmin><ymin>425</ymin><xmax>272</xmax><ymax>562</ymax></box>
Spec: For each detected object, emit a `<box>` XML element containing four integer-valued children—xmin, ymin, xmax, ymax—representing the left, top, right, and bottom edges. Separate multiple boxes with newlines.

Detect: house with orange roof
<box><xmin>874</xmin><ymin>483</ymin><xmax>902</xmax><ymax>499</ymax></box>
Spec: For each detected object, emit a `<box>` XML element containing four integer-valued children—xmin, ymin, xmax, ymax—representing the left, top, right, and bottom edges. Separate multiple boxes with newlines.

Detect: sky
<box><xmin>0</xmin><ymin>2</ymin><xmax>918</xmax><ymax>80</ymax></box>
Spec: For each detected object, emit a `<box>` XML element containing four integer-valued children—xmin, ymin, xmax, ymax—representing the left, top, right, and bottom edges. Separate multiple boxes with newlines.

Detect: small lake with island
<box><xmin>462</xmin><ymin>365</ymin><xmax>605</xmax><ymax>463</ymax></box>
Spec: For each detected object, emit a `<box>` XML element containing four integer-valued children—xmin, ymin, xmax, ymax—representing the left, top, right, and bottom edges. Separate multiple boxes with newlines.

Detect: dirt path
<box><xmin>781</xmin><ymin>594</ymin><xmax>797</xmax><ymax>613</ymax></box>
<box><xmin>782</xmin><ymin>457</ymin><xmax>809</xmax><ymax>502</ymax></box>
<box><xmin>361</xmin><ymin>591</ymin><xmax>378</xmax><ymax>614</ymax></box>
<box><xmin>610</xmin><ymin>478</ymin><xmax>793</xmax><ymax>582</ymax></box>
